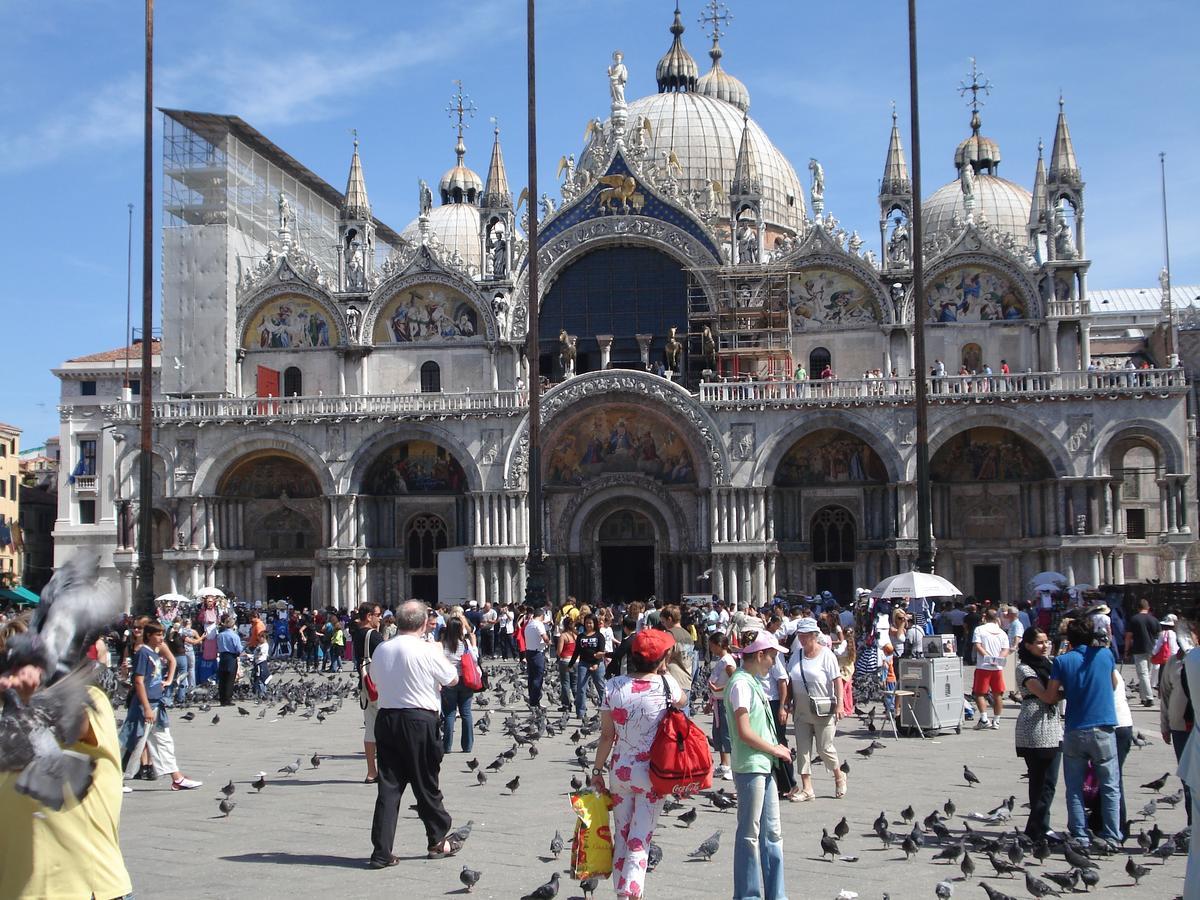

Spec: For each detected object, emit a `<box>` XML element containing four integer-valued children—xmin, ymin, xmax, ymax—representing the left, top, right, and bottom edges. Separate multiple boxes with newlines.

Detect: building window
<box><xmin>420</xmin><ymin>361</ymin><xmax>441</xmax><ymax>393</ymax></box>
<box><xmin>406</xmin><ymin>514</ymin><xmax>448</xmax><ymax>569</ymax></box>
<box><xmin>0</xmin><ymin>443</ymin><xmax>5</xmax><ymax>457</ymax></box>
<box><xmin>811</xmin><ymin>505</ymin><xmax>856</xmax><ymax>563</ymax></box>
<box><xmin>1126</xmin><ymin>508</ymin><xmax>1147</xmax><ymax>541</ymax></box>
<box><xmin>0</xmin><ymin>480</ymin><xmax>5</xmax><ymax>498</ymax></box>
<box><xmin>79</xmin><ymin>500</ymin><xmax>96</xmax><ymax>525</ymax></box>
<box><xmin>809</xmin><ymin>347</ymin><xmax>832</xmax><ymax>377</ymax></box>
<box><xmin>129</xmin><ymin>379</ymin><xmax>141</xmax><ymax>396</ymax></box>
<box><xmin>283</xmin><ymin>366</ymin><xmax>303</xmax><ymax>397</ymax></box>
<box><xmin>81</xmin><ymin>381</ymin><xmax>97</xmax><ymax>396</ymax></box>
<box><xmin>79</xmin><ymin>439</ymin><xmax>97</xmax><ymax>476</ymax></box>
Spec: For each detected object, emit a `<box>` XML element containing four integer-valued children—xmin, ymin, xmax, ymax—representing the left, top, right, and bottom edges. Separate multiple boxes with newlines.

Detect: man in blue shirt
<box><xmin>1047</xmin><ymin>617</ymin><xmax>1123</xmax><ymax>847</ymax></box>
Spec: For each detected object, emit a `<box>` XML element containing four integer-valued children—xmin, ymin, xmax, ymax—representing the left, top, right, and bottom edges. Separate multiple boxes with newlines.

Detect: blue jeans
<box><xmin>557</xmin><ymin>659</ymin><xmax>576</xmax><ymax>710</ymax></box>
<box><xmin>525</xmin><ymin>650</ymin><xmax>545</xmax><ymax>707</ymax></box>
<box><xmin>173</xmin><ymin>652</ymin><xmax>192</xmax><ymax>704</ymax></box>
<box><xmin>253</xmin><ymin>661</ymin><xmax>269</xmax><ymax>700</ymax></box>
<box><xmin>732</xmin><ymin>771</ymin><xmax>788</xmax><ymax>900</ymax></box>
<box><xmin>1062</xmin><ymin>726</ymin><xmax>1122</xmax><ymax>844</ymax></box>
<box><xmin>712</xmin><ymin>699</ymin><xmax>732</xmax><ymax>754</ymax></box>
<box><xmin>441</xmin><ymin>684</ymin><xmax>474</xmax><ymax>753</ymax></box>
<box><xmin>574</xmin><ymin>662</ymin><xmax>606</xmax><ymax>716</ymax></box>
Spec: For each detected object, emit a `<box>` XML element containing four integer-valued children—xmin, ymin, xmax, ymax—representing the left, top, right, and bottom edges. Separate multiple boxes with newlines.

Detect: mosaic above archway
<box><xmin>373</xmin><ymin>283</ymin><xmax>480</xmax><ymax>344</ymax></box>
<box><xmin>788</xmin><ymin>269</ymin><xmax>880</xmax><ymax>330</ymax></box>
<box><xmin>218</xmin><ymin>453</ymin><xmax>322</xmax><ymax>499</ymax></box>
<box><xmin>926</xmin><ymin>265</ymin><xmax>1026</xmax><ymax>322</ymax></box>
<box><xmin>546</xmin><ymin>405</ymin><xmax>696</xmax><ymax>486</ymax></box>
<box><xmin>242</xmin><ymin>296</ymin><xmax>338</xmax><ymax>349</ymax></box>
<box><xmin>363</xmin><ymin>441</ymin><xmax>467</xmax><ymax>494</ymax></box>
<box><xmin>774</xmin><ymin>429</ymin><xmax>887</xmax><ymax>486</ymax></box>
<box><xmin>931</xmin><ymin>427</ymin><xmax>1053</xmax><ymax>482</ymax></box>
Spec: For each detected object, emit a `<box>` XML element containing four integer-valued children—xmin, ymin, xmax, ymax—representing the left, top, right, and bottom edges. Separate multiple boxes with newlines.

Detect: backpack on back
<box><xmin>648</xmin><ymin>678</ymin><xmax>713</xmax><ymax>798</ymax></box>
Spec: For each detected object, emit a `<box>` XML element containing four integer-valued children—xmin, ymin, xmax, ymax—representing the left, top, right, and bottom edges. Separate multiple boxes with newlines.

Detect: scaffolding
<box><xmin>687</xmin><ymin>264</ymin><xmax>793</xmax><ymax>380</ymax></box>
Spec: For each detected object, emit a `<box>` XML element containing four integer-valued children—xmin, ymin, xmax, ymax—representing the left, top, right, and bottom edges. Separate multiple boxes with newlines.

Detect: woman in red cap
<box><xmin>591</xmin><ymin>628</ymin><xmax>686</xmax><ymax>900</ymax></box>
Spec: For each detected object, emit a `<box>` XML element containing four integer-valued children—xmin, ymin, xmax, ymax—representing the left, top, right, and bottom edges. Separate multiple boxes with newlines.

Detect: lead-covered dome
<box><xmin>923</xmin><ymin>175</ymin><xmax>1032</xmax><ymax>245</ymax></box>
<box><xmin>402</xmin><ymin>203</ymin><xmax>482</xmax><ymax>274</ymax></box>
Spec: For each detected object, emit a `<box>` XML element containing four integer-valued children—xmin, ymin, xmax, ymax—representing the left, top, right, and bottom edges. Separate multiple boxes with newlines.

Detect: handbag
<box><xmin>1152</xmin><ymin>640</ymin><xmax>1171</xmax><ymax>666</ymax></box>
<box><xmin>798</xmin><ymin>655</ymin><xmax>835</xmax><ymax>718</ymax></box>
<box><xmin>649</xmin><ymin>676</ymin><xmax>713</xmax><ymax>798</ymax></box>
<box><xmin>360</xmin><ymin>628</ymin><xmax>379</xmax><ymax>705</ymax></box>
<box><xmin>460</xmin><ymin>646</ymin><xmax>484</xmax><ymax>691</ymax></box>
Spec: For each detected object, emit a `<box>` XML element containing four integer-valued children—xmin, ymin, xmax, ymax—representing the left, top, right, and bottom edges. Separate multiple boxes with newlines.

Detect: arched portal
<box><xmin>811</xmin><ymin>505</ymin><xmax>857</xmax><ymax>601</ymax></box>
<box><xmin>597</xmin><ymin>509</ymin><xmax>656</xmax><ymax>606</ymax></box>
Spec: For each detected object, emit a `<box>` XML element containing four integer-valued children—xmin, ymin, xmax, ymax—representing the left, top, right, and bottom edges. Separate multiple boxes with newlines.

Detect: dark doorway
<box><xmin>411</xmin><ymin>573</ymin><xmax>438</xmax><ymax>605</ymax></box>
<box><xmin>267</xmin><ymin>574</ymin><xmax>312</xmax><ymax>609</ymax></box>
<box><xmin>601</xmin><ymin>546</ymin><xmax>654</xmax><ymax>605</ymax></box>
<box><xmin>973</xmin><ymin>564</ymin><xmax>1002</xmax><ymax>606</ymax></box>
<box><xmin>814</xmin><ymin>568</ymin><xmax>854</xmax><ymax>606</ymax></box>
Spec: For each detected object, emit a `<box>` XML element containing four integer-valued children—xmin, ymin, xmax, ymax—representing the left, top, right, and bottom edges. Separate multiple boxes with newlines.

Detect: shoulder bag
<box><xmin>649</xmin><ymin>675</ymin><xmax>713</xmax><ymax>798</ymax></box>
<box><xmin>460</xmin><ymin>644</ymin><xmax>484</xmax><ymax>691</ymax></box>
<box><xmin>360</xmin><ymin>628</ymin><xmax>379</xmax><ymax>707</ymax></box>
<box><xmin>798</xmin><ymin>654</ymin><xmax>834</xmax><ymax>718</ymax></box>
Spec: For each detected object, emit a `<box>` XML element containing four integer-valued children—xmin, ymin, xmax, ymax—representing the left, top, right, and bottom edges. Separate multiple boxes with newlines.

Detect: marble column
<box><xmin>766</xmin><ymin>555</ymin><xmax>776</xmax><ymax>598</ymax></box>
<box><xmin>330</xmin><ymin>563</ymin><xmax>341</xmax><ymax>610</ymax></box>
<box><xmin>475</xmin><ymin>561</ymin><xmax>486</xmax><ymax>607</ymax></box>
<box><xmin>713</xmin><ymin>561</ymin><xmax>725</xmax><ymax>603</ymax></box>
<box><xmin>755</xmin><ymin>556</ymin><xmax>767</xmax><ymax>606</ymax></box>
<box><xmin>596</xmin><ymin>334</ymin><xmax>614</xmax><ymax>370</ymax></box>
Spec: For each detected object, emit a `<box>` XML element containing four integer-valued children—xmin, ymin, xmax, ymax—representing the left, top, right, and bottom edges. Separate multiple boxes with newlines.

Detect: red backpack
<box><xmin>648</xmin><ymin>678</ymin><xmax>713</xmax><ymax>798</ymax></box>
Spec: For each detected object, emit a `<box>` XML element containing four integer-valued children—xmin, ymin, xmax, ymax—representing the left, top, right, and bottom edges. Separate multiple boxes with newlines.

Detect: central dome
<box><xmin>922</xmin><ymin>175</ymin><xmax>1032</xmax><ymax>246</ymax></box>
<box><xmin>608</xmin><ymin>92</ymin><xmax>805</xmax><ymax>233</ymax></box>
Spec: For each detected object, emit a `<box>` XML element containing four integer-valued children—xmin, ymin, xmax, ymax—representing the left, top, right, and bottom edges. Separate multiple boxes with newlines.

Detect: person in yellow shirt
<box><xmin>0</xmin><ymin>662</ymin><xmax>133</xmax><ymax>900</ymax></box>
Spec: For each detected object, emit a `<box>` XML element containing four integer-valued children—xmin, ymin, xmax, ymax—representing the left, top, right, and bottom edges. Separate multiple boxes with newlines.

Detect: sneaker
<box><xmin>989</xmin><ymin>719</ymin><xmax>1000</xmax><ymax>730</ymax></box>
<box><xmin>171</xmin><ymin>777</ymin><xmax>203</xmax><ymax>791</ymax></box>
<box><xmin>974</xmin><ymin>716</ymin><xmax>990</xmax><ymax>730</ymax></box>
<box><xmin>122</xmin><ymin>786</ymin><xmax>133</xmax><ymax>794</ymax></box>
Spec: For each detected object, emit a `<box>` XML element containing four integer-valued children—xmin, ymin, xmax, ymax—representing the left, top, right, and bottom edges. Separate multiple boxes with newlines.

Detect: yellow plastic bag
<box><xmin>570</xmin><ymin>789</ymin><xmax>614</xmax><ymax>879</ymax></box>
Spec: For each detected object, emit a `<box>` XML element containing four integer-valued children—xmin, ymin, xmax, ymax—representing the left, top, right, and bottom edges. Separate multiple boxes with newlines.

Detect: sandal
<box><xmin>834</xmin><ymin>774</ymin><xmax>847</xmax><ymax>799</ymax></box>
<box><xmin>363</xmin><ymin>775</ymin><xmax>379</xmax><ymax>784</ymax></box>
<box><xmin>796</xmin><ymin>789</ymin><xmax>815</xmax><ymax>802</ymax></box>
<box><xmin>427</xmin><ymin>838</ymin><xmax>462</xmax><ymax>860</ymax></box>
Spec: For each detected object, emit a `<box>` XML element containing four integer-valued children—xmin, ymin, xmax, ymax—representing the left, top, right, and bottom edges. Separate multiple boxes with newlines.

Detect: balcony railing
<box><xmin>698</xmin><ymin>368</ymin><xmax>1187</xmax><ymax>407</ymax></box>
<box><xmin>71</xmin><ymin>474</ymin><xmax>97</xmax><ymax>492</ymax></box>
<box><xmin>111</xmin><ymin>390</ymin><xmax>528</xmax><ymax>424</ymax></box>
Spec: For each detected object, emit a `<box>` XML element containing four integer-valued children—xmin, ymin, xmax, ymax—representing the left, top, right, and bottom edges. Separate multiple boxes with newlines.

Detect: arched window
<box><xmin>407</xmin><ymin>514</ymin><xmax>448</xmax><ymax>569</ymax></box>
<box><xmin>809</xmin><ymin>347</ymin><xmax>831</xmax><ymax>377</ymax></box>
<box><xmin>283</xmin><ymin>366</ymin><xmax>303</xmax><ymax>397</ymax></box>
<box><xmin>811</xmin><ymin>506</ymin><xmax>855</xmax><ymax>563</ymax></box>
<box><xmin>420</xmin><ymin>361</ymin><xmax>441</xmax><ymax>393</ymax></box>
<box><xmin>960</xmin><ymin>343</ymin><xmax>982</xmax><ymax>374</ymax></box>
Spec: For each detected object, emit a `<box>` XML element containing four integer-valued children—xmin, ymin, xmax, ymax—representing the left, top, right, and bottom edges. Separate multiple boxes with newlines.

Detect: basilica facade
<box><xmin>55</xmin><ymin>7</ymin><xmax>1195</xmax><ymax>609</ymax></box>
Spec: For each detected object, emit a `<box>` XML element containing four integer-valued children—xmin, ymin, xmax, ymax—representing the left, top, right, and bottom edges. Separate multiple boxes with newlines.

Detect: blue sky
<box><xmin>2</xmin><ymin>0</ymin><xmax>1197</xmax><ymax>446</ymax></box>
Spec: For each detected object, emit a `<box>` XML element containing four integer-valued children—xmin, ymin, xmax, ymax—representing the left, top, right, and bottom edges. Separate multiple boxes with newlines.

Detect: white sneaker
<box><xmin>989</xmin><ymin>719</ymin><xmax>1000</xmax><ymax>730</ymax></box>
<box><xmin>172</xmin><ymin>777</ymin><xmax>203</xmax><ymax>791</ymax></box>
<box><xmin>122</xmin><ymin>786</ymin><xmax>133</xmax><ymax>794</ymax></box>
<box><xmin>974</xmin><ymin>716</ymin><xmax>990</xmax><ymax>730</ymax></box>
<box><xmin>717</xmin><ymin>765</ymin><xmax>733</xmax><ymax>781</ymax></box>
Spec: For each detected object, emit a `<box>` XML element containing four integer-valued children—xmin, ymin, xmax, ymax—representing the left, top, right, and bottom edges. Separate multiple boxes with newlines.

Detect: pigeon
<box><xmin>1138</xmin><ymin>798</ymin><xmax>1157</xmax><ymax>819</ymax></box>
<box><xmin>181</xmin><ymin>711</ymin><xmax>196</xmax><ymax>722</ymax></box>
<box><xmin>901</xmin><ymin>804</ymin><xmax>915</xmax><ymax>823</ymax></box>
<box><xmin>237</xmin><ymin>706</ymin><xmax>250</xmax><ymax>716</ymax></box>
<box><xmin>1041</xmin><ymin>870</ymin><xmax>1078</xmax><ymax>892</ymax></box>
<box><xmin>449</xmin><ymin>820</ymin><xmax>474</xmax><ymax>844</ymax></box>
<box><xmin>901</xmin><ymin>835</ymin><xmax>920</xmax><ymax>860</ymax></box>
<box><xmin>459</xmin><ymin>865</ymin><xmax>481</xmax><ymax>892</ymax></box>
<box><xmin>529</xmin><ymin>744</ymin><xmax>539</xmax><ymax>759</ymax></box>
<box><xmin>647</xmin><ymin>841</ymin><xmax>663</xmax><ymax>871</ymax></box>
<box><xmin>663</xmin><ymin>798</ymin><xmax>685</xmax><ymax>813</ymax></box>
<box><xmin>1158</xmin><ymin>788</ymin><xmax>1184</xmax><ymax>808</ymax></box>
<box><xmin>932</xmin><ymin>844</ymin><xmax>963</xmax><ymax>864</ymax></box>
<box><xmin>934</xmin><ymin>881</ymin><xmax>953</xmax><ymax>899</ymax></box>
<box><xmin>1062</xmin><ymin>843</ymin><xmax>1097</xmax><ymax>870</ymax></box>
<box><xmin>257</xmin><ymin>708</ymin><xmax>266</xmax><ymax>719</ymax></box>
<box><xmin>252</xmin><ymin>772</ymin><xmax>266</xmax><ymax>792</ymax></box>
<box><xmin>550</xmin><ymin>829</ymin><xmax>564</xmax><ymax>858</ymax></box>
<box><xmin>505</xmin><ymin>775</ymin><xmax>521</xmax><ymax>794</ymax></box>
<box><xmin>570</xmin><ymin>775</ymin><xmax>583</xmax><ymax>792</ymax></box>
<box><xmin>310</xmin><ymin>753</ymin><xmax>321</xmax><ymax>768</ymax></box>
<box><xmin>689</xmin><ymin>830</ymin><xmax>722</xmax><ymax>861</ymax></box>
<box><xmin>218</xmin><ymin>797</ymin><xmax>236</xmax><ymax>817</ymax></box>
<box><xmin>0</xmin><ymin>666</ymin><xmax>98</xmax><ymax>810</ymax></box>
<box><xmin>710</xmin><ymin>792</ymin><xmax>737</xmax><ymax>812</ymax></box>
<box><xmin>840</xmin><ymin>759</ymin><xmax>850</xmax><ymax>774</ymax></box>
<box><xmin>874</xmin><ymin>811</ymin><xmax>890</xmax><ymax>834</ymax></box>
<box><xmin>1125</xmin><ymin>857</ymin><xmax>1149</xmax><ymax>885</ymax></box>
<box><xmin>987</xmin><ymin>852</ymin><xmax>1024</xmax><ymax>877</ymax></box>
<box><xmin>678</xmin><ymin>807</ymin><xmax>698</xmax><ymax>827</ymax></box>
<box><xmin>856</xmin><ymin>745</ymin><xmax>875</xmax><ymax>758</ymax></box>
<box><xmin>979</xmin><ymin>882</ymin><xmax>1017</xmax><ymax>900</ymax></box>
<box><xmin>960</xmin><ymin>852</ymin><xmax>976</xmax><ymax>880</ymax></box>
<box><xmin>1148</xmin><ymin>841</ymin><xmax>1175</xmax><ymax>862</ymax></box>
<box><xmin>943</xmin><ymin>798</ymin><xmax>956</xmax><ymax>818</ymax></box>
<box><xmin>476</xmin><ymin>771</ymin><xmax>487</xmax><ymax>786</ymax></box>
<box><xmin>1005</xmin><ymin>842</ymin><xmax>1024</xmax><ymax>867</ymax></box>
<box><xmin>963</xmin><ymin>765</ymin><xmax>980</xmax><ymax>787</ymax></box>
<box><xmin>1024</xmin><ymin>871</ymin><xmax>1061</xmax><ymax>898</ymax></box>
<box><xmin>277</xmin><ymin>758</ymin><xmax>301</xmax><ymax>776</ymax></box>
<box><xmin>220</xmin><ymin>779</ymin><xmax>236</xmax><ymax>799</ymax></box>
<box><xmin>1077</xmin><ymin>866</ymin><xmax>1099</xmax><ymax>890</ymax></box>
<box><xmin>1141</xmin><ymin>772</ymin><xmax>1170</xmax><ymax>792</ymax></box>
<box><xmin>466</xmin><ymin>757</ymin><xmax>479</xmax><ymax>770</ymax></box>
<box><xmin>1031</xmin><ymin>841</ymin><xmax>1050</xmax><ymax>864</ymax></box>
<box><xmin>580</xmin><ymin>875</ymin><xmax>599</xmax><ymax>900</ymax></box>
<box><xmin>520</xmin><ymin>871</ymin><xmax>559</xmax><ymax>900</ymax></box>
<box><xmin>820</xmin><ymin>828</ymin><xmax>840</xmax><ymax>861</ymax></box>
<box><xmin>211</xmin><ymin>714</ymin><xmax>220</xmax><ymax>725</ymax></box>
<box><xmin>834</xmin><ymin>816</ymin><xmax>850</xmax><ymax>840</ymax></box>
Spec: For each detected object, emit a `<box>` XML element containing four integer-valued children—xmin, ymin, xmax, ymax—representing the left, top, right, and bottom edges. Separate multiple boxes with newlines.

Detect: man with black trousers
<box><xmin>368</xmin><ymin>600</ymin><xmax>460</xmax><ymax>868</ymax></box>
<box><xmin>1124</xmin><ymin>599</ymin><xmax>1159</xmax><ymax>707</ymax></box>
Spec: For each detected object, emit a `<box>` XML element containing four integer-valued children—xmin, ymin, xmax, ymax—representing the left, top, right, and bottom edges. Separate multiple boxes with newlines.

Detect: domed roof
<box><xmin>656</xmin><ymin>5</ymin><xmax>699</xmax><ymax>92</ymax></box>
<box><xmin>439</xmin><ymin>162</ymin><xmax>483</xmax><ymax>204</ymax></box>
<box><xmin>616</xmin><ymin>92</ymin><xmax>805</xmax><ymax>232</ymax></box>
<box><xmin>401</xmin><ymin>203</ymin><xmax>482</xmax><ymax>274</ymax></box>
<box><xmin>922</xmin><ymin>174</ymin><xmax>1032</xmax><ymax>246</ymax></box>
<box><xmin>695</xmin><ymin>43</ymin><xmax>750</xmax><ymax>113</ymax></box>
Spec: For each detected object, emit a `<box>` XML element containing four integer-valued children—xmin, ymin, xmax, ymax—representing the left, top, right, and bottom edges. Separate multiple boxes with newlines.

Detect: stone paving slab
<box><xmin>118</xmin><ymin>665</ymin><xmax>1190</xmax><ymax>899</ymax></box>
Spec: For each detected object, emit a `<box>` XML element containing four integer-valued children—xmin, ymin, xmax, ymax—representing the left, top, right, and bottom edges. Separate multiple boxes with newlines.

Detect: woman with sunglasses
<box><xmin>1014</xmin><ymin>627</ymin><xmax>1063</xmax><ymax>840</ymax></box>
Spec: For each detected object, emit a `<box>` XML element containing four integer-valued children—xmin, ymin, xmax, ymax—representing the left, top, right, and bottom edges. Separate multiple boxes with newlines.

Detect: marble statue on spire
<box><xmin>608</xmin><ymin>50</ymin><xmax>628</xmax><ymax>110</ymax></box>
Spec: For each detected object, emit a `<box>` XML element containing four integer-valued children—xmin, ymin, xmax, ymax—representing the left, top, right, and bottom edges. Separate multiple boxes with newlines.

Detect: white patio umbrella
<box><xmin>1032</xmin><ymin>583</ymin><xmax>1062</xmax><ymax>594</ymax></box>
<box><xmin>1027</xmin><ymin>571</ymin><xmax>1068</xmax><ymax>589</ymax></box>
<box><xmin>154</xmin><ymin>592</ymin><xmax>190</xmax><ymax>606</ymax></box>
<box><xmin>195</xmin><ymin>586</ymin><xmax>226</xmax><ymax>599</ymax></box>
<box><xmin>870</xmin><ymin>571</ymin><xmax>962</xmax><ymax>599</ymax></box>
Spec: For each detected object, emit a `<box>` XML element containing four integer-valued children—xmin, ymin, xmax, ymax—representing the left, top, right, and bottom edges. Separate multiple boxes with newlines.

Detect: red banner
<box><xmin>256</xmin><ymin>366</ymin><xmax>280</xmax><ymax>414</ymax></box>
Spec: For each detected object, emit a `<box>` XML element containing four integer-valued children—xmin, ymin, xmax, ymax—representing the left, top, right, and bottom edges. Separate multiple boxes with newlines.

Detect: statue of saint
<box><xmin>492</xmin><ymin>292</ymin><xmax>510</xmax><ymax>339</ymax></box>
<box><xmin>808</xmin><ymin>158</ymin><xmax>825</xmax><ymax>204</ymax></box>
<box><xmin>664</xmin><ymin>325</ymin><xmax>682</xmax><ymax>372</ymax></box>
<box><xmin>960</xmin><ymin>163</ymin><xmax>976</xmax><ymax>206</ymax></box>
<box><xmin>1053</xmin><ymin>210</ymin><xmax>1076</xmax><ymax>260</ymax></box>
<box><xmin>887</xmin><ymin>215</ymin><xmax>910</xmax><ymax>265</ymax></box>
<box><xmin>277</xmin><ymin>192</ymin><xmax>292</xmax><ymax>232</ymax></box>
<box><xmin>346</xmin><ymin>305</ymin><xmax>361</xmax><ymax>342</ymax></box>
<box><xmin>608</xmin><ymin>50</ymin><xmax>628</xmax><ymax>109</ymax></box>
<box><xmin>418</xmin><ymin>179</ymin><xmax>433</xmax><ymax>216</ymax></box>
<box><xmin>737</xmin><ymin>220</ymin><xmax>759</xmax><ymax>264</ymax></box>
<box><xmin>488</xmin><ymin>222</ymin><xmax>508</xmax><ymax>278</ymax></box>
<box><xmin>346</xmin><ymin>246</ymin><xmax>365</xmax><ymax>291</ymax></box>
<box><xmin>539</xmin><ymin>194</ymin><xmax>557</xmax><ymax>218</ymax></box>
<box><xmin>701</xmin><ymin>325</ymin><xmax>717</xmax><ymax>371</ymax></box>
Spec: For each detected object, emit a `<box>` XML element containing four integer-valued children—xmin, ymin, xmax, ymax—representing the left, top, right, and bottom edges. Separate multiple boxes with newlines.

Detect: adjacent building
<box><xmin>0</xmin><ymin>422</ymin><xmax>21</xmax><ymax>588</ymax></box>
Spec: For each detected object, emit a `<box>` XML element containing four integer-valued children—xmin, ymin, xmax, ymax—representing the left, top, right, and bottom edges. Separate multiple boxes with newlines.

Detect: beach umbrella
<box><xmin>870</xmin><ymin>571</ymin><xmax>962</xmax><ymax>599</ymax></box>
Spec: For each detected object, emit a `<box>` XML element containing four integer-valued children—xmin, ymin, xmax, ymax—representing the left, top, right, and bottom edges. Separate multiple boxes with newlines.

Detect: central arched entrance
<box><xmin>598</xmin><ymin>509</ymin><xmax>656</xmax><ymax>605</ymax></box>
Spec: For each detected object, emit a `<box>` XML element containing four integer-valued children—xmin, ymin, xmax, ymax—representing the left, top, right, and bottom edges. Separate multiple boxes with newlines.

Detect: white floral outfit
<box><xmin>603</xmin><ymin>673</ymin><xmax>681</xmax><ymax>898</ymax></box>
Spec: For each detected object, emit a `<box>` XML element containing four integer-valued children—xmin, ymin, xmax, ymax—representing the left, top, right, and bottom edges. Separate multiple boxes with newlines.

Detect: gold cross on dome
<box><xmin>699</xmin><ymin>0</ymin><xmax>733</xmax><ymax>42</ymax></box>
<box><xmin>446</xmin><ymin>79</ymin><xmax>477</xmax><ymax>138</ymax></box>
<box><xmin>958</xmin><ymin>57</ymin><xmax>992</xmax><ymax>113</ymax></box>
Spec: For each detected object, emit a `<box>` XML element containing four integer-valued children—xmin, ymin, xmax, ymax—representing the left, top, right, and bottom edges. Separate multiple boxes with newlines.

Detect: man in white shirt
<box><xmin>368</xmin><ymin>600</ymin><xmax>460</xmax><ymax>868</ymax></box>
<box><xmin>479</xmin><ymin>600</ymin><xmax>497</xmax><ymax>658</ymax></box>
<box><xmin>971</xmin><ymin>609</ymin><xmax>1011</xmax><ymax>730</ymax></box>
<box><xmin>523</xmin><ymin>609</ymin><xmax>550</xmax><ymax>708</ymax></box>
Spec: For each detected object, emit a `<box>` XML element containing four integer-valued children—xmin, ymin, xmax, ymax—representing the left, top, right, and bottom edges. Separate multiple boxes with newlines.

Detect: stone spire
<box><xmin>656</xmin><ymin>2</ymin><xmax>698</xmax><ymax>93</ymax></box>
<box><xmin>731</xmin><ymin>112</ymin><xmax>761</xmax><ymax>196</ymax></box>
<box><xmin>341</xmin><ymin>134</ymin><xmax>371</xmax><ymax>221</ymax></box>
<box><xmin>879</xmin><ymin>105</ymin><xmax>910</xmax><ymax>196</ymax></box>
<box><xmin>482</xmin><ymin>125</ymin><xmax>512</xmax><ymax>209</ymax></box>
<box><xmin>1029</xmin><ymin>139</ymin><xmax>1047</xmax><ymax>232</ymax></box>
<box><xmin>1048</xmin><ymin>95</ymin><xmax>1081</xmax><ymax>188</ymax></box>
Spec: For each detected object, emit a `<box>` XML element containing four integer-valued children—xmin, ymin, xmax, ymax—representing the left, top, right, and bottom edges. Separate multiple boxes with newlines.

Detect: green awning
<box><xmin>0</xmin><ymin>586</ymin><xmax>40</xmax><ymax>605</ymax></box>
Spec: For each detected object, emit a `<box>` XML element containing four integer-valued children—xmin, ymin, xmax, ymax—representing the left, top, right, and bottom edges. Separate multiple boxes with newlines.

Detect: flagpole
<box><xmin>135</xmin><ymin>0</ymin><xmax>156</xmax><ymax>615</ymax></box>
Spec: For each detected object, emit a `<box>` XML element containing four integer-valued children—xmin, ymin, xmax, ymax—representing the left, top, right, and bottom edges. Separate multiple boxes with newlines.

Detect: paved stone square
<box><xmin>119</xmin><ymin>665</ymin><xmax>1189</xmax><ymax>899</ymax></box>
